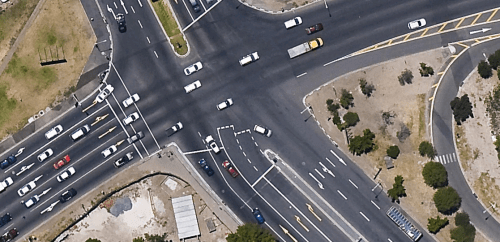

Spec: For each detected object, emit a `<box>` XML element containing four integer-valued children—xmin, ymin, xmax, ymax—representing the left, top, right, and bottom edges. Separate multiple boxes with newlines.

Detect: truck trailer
<box><xmin>287</xmin><ymin>38</ymin><xmax>323</xmax><ymax>58</ymax></box>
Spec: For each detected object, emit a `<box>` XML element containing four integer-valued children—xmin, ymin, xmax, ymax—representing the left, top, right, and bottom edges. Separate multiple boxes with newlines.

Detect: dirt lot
<box><xmin>305</xmin><ymin>47</ymin><xmax>488</xmax><ymax>242</ymax></box>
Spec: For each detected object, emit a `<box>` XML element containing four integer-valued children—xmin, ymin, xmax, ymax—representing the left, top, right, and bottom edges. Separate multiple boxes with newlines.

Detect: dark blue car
<box><xmin>198</xmin><ymin>159</ymin><xmax>214</xmax><ymax>176</ymax></box>
<box><xmin>0</xmin><ymin>156</ymin><xmax>16</xmax><ymax>169</ymax></box>
<box><xmin>0</xmin><ymin>213</ymin><xmax>12</xmax><ymax>228</ymax></box>
<box><xmin>253</xmin><ymin>208</ymin><xmax>265</xmax><ymax>224</ymax></box>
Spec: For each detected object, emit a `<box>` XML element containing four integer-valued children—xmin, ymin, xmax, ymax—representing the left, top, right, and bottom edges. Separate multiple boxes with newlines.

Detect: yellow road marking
<box><xmin>487</xmin><ymin>9</ymin><xmax>498</xmax><ymax>22</ymax></box>
<box><xmin>438</xmin><ymin>72</ymin><xmax>444</xmax><ymax>75</ymax></box>
<box><xmin>429</xmin><ymin>96</ymin><xmax>434</xmax><ymax>101</ymax></box>
<box><xmin>457</xmin><ymin>42</ymin><xmax>469</xmax><ymax>48</ymax></box>
<box><xmin>455</xmin><ymin>18</ymin><xmax>465</xmax><ymax>29</ymax></box>
<box><xmin>388</xmin><ymin>39</ymin><xmax>393</xmax><ymax>45</ymax></box>
<box><xmin>451</xmin><ymin>55</ymin><xmax>458</xmax><ymax>58</ymax></box>
<box><xmin>471</xmin><ymin>13</ymin><xmax>482</xmax><ymax>25</ymax></box>
<box><xmin>438</xmin><ymin>22</ymin><xmax>448</xmax><ymax>32</ymax></box>
<box><xmin>403</xmin><ymin>34</ymin><xmax>411</xmax><ymax>41</ymax></box>
<box><xmin>420</xmin><ymin>28</ymin><xmax>429</xmax><ymax>37</ymax></box>
<box><xmin>432</xmin><ymin>83</ymin><xmax>439</xmax><ymax>88</ymax></box>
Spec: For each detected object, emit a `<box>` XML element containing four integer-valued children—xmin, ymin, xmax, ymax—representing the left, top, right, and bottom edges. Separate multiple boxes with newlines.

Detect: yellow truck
<box><xmin>287</xmin><ymin>38</ymin><xmax>323</xmax><ymax>58</ymax></box>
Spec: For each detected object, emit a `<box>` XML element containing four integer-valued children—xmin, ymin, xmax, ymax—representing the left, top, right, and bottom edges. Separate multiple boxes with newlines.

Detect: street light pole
<box><xmin>323</xmin><ymin>0</ymin><xmax>331</xmax><ymax>17</ymax></box>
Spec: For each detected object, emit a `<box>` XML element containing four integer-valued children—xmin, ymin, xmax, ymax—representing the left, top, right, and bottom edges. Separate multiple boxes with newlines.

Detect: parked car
<box><xmin>284</xmin><ymin>17</ymin><xmax>302</xmax><ymax>29</ymax></box>
<box><xmin>95</xmin><ymin>84</ymin><xmax>114</xmax><ymax>103</ymax></box>
<box><xmin>184</xmin><ymin>61</ymin><xmax>203</xmax><ymax>76</ymax></box>
<box><xmin>188</xmin><ymin>0</ymin><xmax>201</xmax><ymax>13</ymax></box>
<box><xmin>222</xmin><ymin>160</ymin><xmax>239</xmax><ymax>178</ymax></box>
<box><xmin>184</xmin><ymin>80</ymin><xmax>202</xmax><ymax>93</ymax></box>
<box><xmin>114</xmin><ymin>152</ymin><xmax>134</xmax><ymax>168</ymax></box>
<box><xmin>408</xmin><ymin>18</ymin><xmax>426</xmax><ymax>29</ymax></box>
<box><xmin>123</xmin><ymin>112</ymin><xmax>140</xmax><ymax>125</ymax></box>
<box><xmin>254</xmin><ymin>125</ymin><xmax>272</xmax><ymax>137</ymax></box>
<box><xmin>53</xmin><ymin>155</ymin><xmax>71</xmax><ymax>169</ymax></box>
<box><xmin>0</xmin><ymin>213</ymin><xmax>11</xmax><ymax>228</ymax></box>
<box><xmin>198</xmin><ymin>159</ymin><xmax>214</xmax><ymax>176</ymax></box>
<box><xmin>165</xmin><ymin>122</ymin><xmax>183</xmax><ymax>137</ymax></box>
<box><xmin>45</xmin><ymin>124</ymin><xmax>63</xmax><ymax>140</ymax></box>
<box><xmin>56</xmin><ymin>167</ymin><xmax>76</xmax><ymax>182</ymax></box>
<box><xmin>24</xmin><ymin>195</ymin><xmax>40</xmax><ymax>208</ymax></box>
<box><xmin>253</xmin><ymin>208</ymin><xmax>265</xmax><ymax>224</ymax></box>
<box><xmin>0</xmin><ymin>156</ymin><xmax>16</xmax><ymax>170</ymax></box>
<box><xmin>239</xmin><ymin>52</ymin><xmax>259</xmax><ymax>66</ymax></box>
<box><xmin>216</xmin><ymin>98</ymin><xmax>233</xmax><ymax>110</ymax></box>
<box><xmin>305</xmin><ymin>23</ymin><xmax>323</xmax><ymax>34</ymax></box>
<box><xmin>0</xmin><ymin>177</ymin><xmax>13</xmax><ymax>193</ymax></box>
<box><xmin>127</xmin><ymin>131</ymin><xmax>144</xmax><ymax>144</ymax></box>
<box><xmin>117</xmin><ymin>13</ymin><xmax>126</xmax><ymax>32</ymax></box>
<box><xmin>37</xmin><ymin>148</ymin><xmax>54</xmax><ymax>162</ymax></box>
<box><xmin>59</xmin><ymin>188</ymin><xmax>77</xmax><ymax>203</ymax></box>
<box><xmin>122</xmin><ymin>93</ymin><xmax>140</xmax><ymax>108</ymax></box>
<box><xmin>101</xmin><ymin>145</ymin><xmax>117</xmax><ymax>158</ymax></box>
<box><xmin>205</xmin><ymin>135</ymin><xmax>220</xmax><ymax>154</ymax></box>
<box><xmin>17</xmin><ymin>181</ymin><xmax>36</xmax><ymax>197</ymax></box>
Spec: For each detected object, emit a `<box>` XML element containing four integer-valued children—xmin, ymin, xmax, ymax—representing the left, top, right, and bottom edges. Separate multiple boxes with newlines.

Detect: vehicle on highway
<box><xmin>239</xmin><ymin>52</ymin><xmax>259</xmax><ymax>66</ymax></box>
<box><xmin>254</xmin><ymin>125</ymin><xmax>272</xmax><ymax>137</ymax></box>
<box><xmin>0</xmin><ymin>177</ymin><xmax>13</xmax><ymax>193</ymax></box>
<box><xmin>188</xmin><ymin>0</ymin><xmax>201</xmax><ymax>12</ymax></box>
<box><xmin>45</xmin><ymin>124</ymin><xmax>63</xmax><ymax>140</ymax></box>
<box><xmin>0</xmin><ymin>213</ymin><xmax>11</xmax><ymax>228</ymax></box>
<box><xmin>127</xmin><ymin>131</ymin><xmax>144</xmax><ymax>144</ymax></box>
<box><xmin>222</xmin><ymin>160</ymin><xmax>239</xmax><ymax>178</ymax></box>
<box><xmin>122</xmin><ymin>93</ymin><xmax>140</xmax><ymax>108</ymax></box>
<box><xmin>95</xmin><ymin>84</ymin><xmax>114</xmax><ymax>103</ymax></box>
<box><xmin>101</xmin><ymin>145</ymin><xmax>117</xmax><ymax>158</ymax></box>
<box><xmin>287</xmin><ymin>38</ymin><xmax>323</xmax><ymax>58</ymax></box>
<box><xmin>114</xmin><ymin>152</ymin><xmax>134</xmax><ymax>168</ymax></box>
<box><xmin>70</xmin><ymin>124</ymin><xmax>90</xmax><ymax>141</ymax></box>
<box><xmin>252</xmin><ymin>208</ymin><xmax>265</xmax><ymax>224</ymax></box>
<box><xmin>123</xmin><ymin>112</ymin><xmax>140</xmax><ymax>125</ymax></box>
<box><xmin>53</xmin><ymin>155</ymin><xmax>70</xmax><ymax>169</ymax></box>
<box><xmin>166</xmin><ymin>122</ymin><xmax>183</xmax><ymax>137</ymax></box>
<box><xmin>1</xmin><ymin>228</ymin><xmax>18</xmax><ymax>241</ymax></box>
<box><xmin>205</xmin><ymin>135</ymin><xmax>220</xmax><ymax>154</ymax></box>
<box><xmin>56</xmin><ymin>167</ymin><xmax>76</xmax><ymax>182</ymax></box>
<box><xmin>117</xmin><ymin>13</ymin><xmax>126</xmax><ymax>32</ymax></box>
<box><xmin>284</xmin><ymin>16</ymin><xmax>302</xmax><ymax>29</ymax></box>
<box><xmin>198</xmin><ymin>159</ymin><xmax>214</xmax><ymax>176</ymax></box>
<box><xmin>24</xmin><ymin>195</ymin><xmax>40</xmax><ymax>208</ymax></box>
<box><xmin>183</xmin><ymin>61</ymin><xmax>203</xmax><ymax>76</ymax></box>
<box><xmin>59</xmin><ymin>188</ymin><xmax>77</xmax><ymax>203</ymax></box>
<box><xmin>408</xmin><ymin>18</ymin><xmax>426</xmax><ymax>29</ymax></box>
<box><xmin>37</xmin><ymin>148</ymin><xmax>54</xmax><ymax>162</ymax></box>
<box><xmin>184</xmin><ymin>80</ymin><xmax>201</xmax><ymax>93</ymax></box>
<box><xmin>305</xmin><ymin>23</ymin><xmax>323</xmax><ymax>34</ymax></box>
<box><xmin>17</xmin><ymin>180</ymin><xmax>36</xmax><ymax>197</ymax></box>
<box><xmin>0</xmin><ymin>155</ymin><xmax>16</xmax><ymax>169</ymax></box>
<box><xmin>216</xmin><ymin>98</ymin><xmax>233</xmax><ymax>111</ymax></box>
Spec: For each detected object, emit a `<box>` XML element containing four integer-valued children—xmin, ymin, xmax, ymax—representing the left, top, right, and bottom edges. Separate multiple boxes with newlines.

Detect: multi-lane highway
<box><xmin>1</xmin><ymin>0</ymin><xmax>500</xmax><ymax>241</ymax></box>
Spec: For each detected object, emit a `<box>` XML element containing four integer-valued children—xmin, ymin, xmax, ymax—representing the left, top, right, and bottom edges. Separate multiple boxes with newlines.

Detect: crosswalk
<box><xmin>435</xmin><ymin>153</ymin><xmax>457</xmax><ymax>165</ymax></box>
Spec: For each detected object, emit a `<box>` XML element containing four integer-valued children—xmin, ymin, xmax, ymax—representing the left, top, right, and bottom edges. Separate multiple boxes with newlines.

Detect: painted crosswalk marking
<box><xmin>436</xmin><ymin>153</ymin><xmax>457</xmax><ymax>164</ymax></box>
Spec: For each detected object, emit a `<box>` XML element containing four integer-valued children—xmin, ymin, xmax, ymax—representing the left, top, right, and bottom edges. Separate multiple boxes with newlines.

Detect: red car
<box><xmin>54</xmin><ymin>155</ymin><xmax>70</xmax><ymax>169</ymax></box>
<box><xmin>305</xmin><ymin>23</ymin><xmax>323</xmax><ymax>35</ymax></box>
<box><xmin>222</xmin><ymin>160</ymin><xmax>239</xmax><ymax>178</ymax></box>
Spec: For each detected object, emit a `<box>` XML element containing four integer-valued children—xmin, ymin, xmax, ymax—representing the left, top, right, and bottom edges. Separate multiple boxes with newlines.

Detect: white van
<box><xmin>70</xmin><ymin>125</ymin><xmax>90</xmax><ymax>141</ymax></box>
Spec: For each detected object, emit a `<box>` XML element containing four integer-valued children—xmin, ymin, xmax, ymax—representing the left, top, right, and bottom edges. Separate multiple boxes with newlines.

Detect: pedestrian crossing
<box><xmin>436</xmin><ymin>153</ymin><xmax>457</xmax><ymax>165</ymax></box>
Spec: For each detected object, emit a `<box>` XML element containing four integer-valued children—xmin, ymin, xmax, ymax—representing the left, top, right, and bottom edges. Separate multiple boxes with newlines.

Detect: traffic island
<box><xmin>150</xmin><ymin>0</ymin><xmax>188</xmax><ymax>56</ymax></box>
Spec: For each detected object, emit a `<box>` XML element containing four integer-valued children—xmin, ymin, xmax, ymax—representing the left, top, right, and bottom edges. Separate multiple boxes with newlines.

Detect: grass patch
<box><xmin>0</xmin><ymin>85</ymin><xmax>17</xmax><ymax>127</ymax></box>
<box><xmin>151</xmin><ymin>0</ymin><xmax>187</xmax><ymax>55</ymax></box>
<box><xmin>5</xmin><ymin>54</ymin><xmax>57</xmax><ymax>90</ymax></box>
<box><xmin>455</xmin><ymin>124</ymin><xmax>471</xmax><ymax>171</ymax></box>
<box><xmin>417</xmin><ymin>93</ymin><xmax>426</xmax><ymax>138</ymax></box>
<box><xmin>0</xmin><ymin>0</ymin><xmax>38</xmax><ymax>42</ymax></box>
<box><xmin>474</xmin><ymin>172</ymin><xmax>499</xmax><ymax>214</ymax></box>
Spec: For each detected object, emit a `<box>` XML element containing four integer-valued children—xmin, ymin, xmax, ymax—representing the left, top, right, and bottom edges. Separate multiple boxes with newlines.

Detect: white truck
<box><xmin>287</xmin><ymin>38</ymin><xmax>323</xmax><ymax>58</ymax></box>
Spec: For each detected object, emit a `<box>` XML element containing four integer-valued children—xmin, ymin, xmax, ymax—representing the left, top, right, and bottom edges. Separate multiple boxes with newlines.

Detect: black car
<box><xmin>198</xmin><ymin>159</ymin><xmax>214</xmax><ymax>176</ymax></box>
<box><xmin>117</xmin><ymin>13</ymin><xmax>126</xmax><ymax>32</ymax></box>
<box><xmin>0</xmin><ymin>156</ymin><xmax>16</xmax><ymax>169</ymax></box>
<box><xmin>59</xmin><ymin>188</ymin><xmax>77</xmax><ymax>203</ymax></box>
<box><xmin>0</xmin><ymin>213</ymin><xmax>12</xmax><ymax>228</ymax></box>
<box><xmin>305</xmin><ymin>23</ymin><xmax>323</xmax><ymax>35</ymax></box>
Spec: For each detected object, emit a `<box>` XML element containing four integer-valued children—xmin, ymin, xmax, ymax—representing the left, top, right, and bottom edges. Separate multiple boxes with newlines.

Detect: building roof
<box><xmin>172</xmin><ymin>195</ymin><xmax>200</xmax><ymax>240</ymax></box>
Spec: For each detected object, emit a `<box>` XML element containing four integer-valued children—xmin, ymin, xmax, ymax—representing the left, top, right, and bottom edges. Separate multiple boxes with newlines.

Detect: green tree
<box><xmin>398</xmin><ymin>69</ymin><xmax>413</xmax><ymax>86</ymax></box>
<box><xmin>419</xmin><ymin>63</ymin><xmax>435</xmax><ymax>77</ymax></box>
<box><xmin>227</xmin><ymin>223</ymin><xmax>276</xmax><ymax>242</ymax></box>
<box><xmin>478</xmin><ymin>60</ymin><xmax>492</xmax><ymax>79</ymax></box>
<box><xmin>326</xmin><ymin>99</ymin><xmax>340</xmax><ymax>116</ymax></box>
<box><xmin>85</xmin><ymin>239</ymin><xmax>101</xmax><ymax>242</ymax></box>
<box><xmin>488</xmin><ymin>50</ymin><xmax>500</xmax><ymax>70</ymax></box>
<box><xmin>419</xmin><ymin>141</ymin><xmax>436</xmax><ymax>158</ymax></box>
<box><xmin>133</xmin><ymin>237</ymin><xmax>145</xmax><ymax>242</ymax></box>
<box><xmin>433</xmin><ymin>186</ymin><xmax>461</xmax><ymax>215</ymax></box>
<box><xmin>450</xmin><ymin>94</ymin><xmax>474</xmax><ymax>125</ymax></box>
<box><xmin>386</xmin><ymin>145</ymin><xmax>400</xmax><ymax>159</ymax></box>
<box><xmin>427</xmin><ymin>216</ymin><xmax>449</xmax><ymax>234</ymax></box>
<box><xmin>450</xmin><ymin>223</ymin><xmax>476</xmax><ymax>242</ymax></box>
<box><xmin>455</xmin><ymin>212</ymin><xmax>470</xmax><ymax>227</ymax></box>
<box><xmin>348</xmin><ymin>129</ymin><xmax>376</xmax><ymax>156</ymax></box>
<box><xmin>359</xmin><ymin>78</ymin><xmax>375</xmax><ymax>97</ymax></box>
<box><xmin>340</xmin><ymin>89</ymin><xmax>354</xmax><ymax>109</ymax></box>
<box><xmin>387</xmin><ymin>175</ymin><xmax>406</xmax><ymax>203</ymax></box>
<box><xmin>341</xmin><ymin>112</ymin><xmax>359</xmax><ymax>130</ymax></box>
<box><xmin>422</xmin><ymin>162</ymin><xmax>448</xmax><ymax>188</ymax></box>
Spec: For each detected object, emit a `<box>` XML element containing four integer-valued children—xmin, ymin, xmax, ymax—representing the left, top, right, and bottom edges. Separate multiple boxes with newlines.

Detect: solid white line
<box><xmin>337</xmin><ymin>190</ymin><xmax>347</xmax><ymax>200</ymax></box>
<box><xmin>349</xmin><ymin>179</ymin><xmax>358</xmax><ymax>189</ymax></box>
<box><xmin>181</xmin><ymin>0</ymin><xmax>195</xmax><ymax>21</ymax></box>
<box><xmin>371</xmin><ymin>200</ymin><xmax>380</xmax><ymax>210</ymax></box>
<box><xmin>297</xmin><ymin>72</ymin><xmax>307</xmax><ymax>78</ymax></box>
<box><xmin>388</xmin><ymin>238</ymin><xmax>393</xmax><ymax>242</ymax></box>
<box><xmin>325</xmin><ymin>157</ymin><xmax>335</xmax><ymax>167</ymax></box>
<box><xmin>251</xmin><ymin>165</ymin><xmax>275</xmax><ymax>187</ymax></box>
<box><xmin>137</xmin><ymin>0</ymin><xmax>143</xmax><ymax>7</ymax></box>
<box><xmin>182</xmin><ymin>149</ymin><xmax>211</xmax><ymax>155</ymax></box>
<box><xmin>130</xmin><ymin>5</ymin><xmax>135</xmax><ymax>13</ymax></box>
<box><xmin>138</xmin><ymin>20</ymin><xmax>143</xmax><ymax>28</ymax></box>
<box><xmin>315</xmin><ymin>169</ymin><xmax>325</xmax><ymax>179</ymax></box>
<box><xmin>182</xmin><ymin>0</ymin><xmax>223</xmax><ymax>32</ymax></box>
<box><xmin>360</xmin><ymin>212</ymin><xmax>370</xmax><ymax>222</ymax></box>
<box><xmin>323</xmin><ymin>54</ymin><xmax>352</xmax><ymax>66</ymax></box>
<box><xmin>330</xmin><ymin>150</ymin><xmax>346</xmax><ymax>166</ymax></box>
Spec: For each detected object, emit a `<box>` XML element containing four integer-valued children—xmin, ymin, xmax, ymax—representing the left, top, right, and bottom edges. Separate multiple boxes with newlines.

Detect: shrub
<box><xmin>450</xmin><ymin>94</ymin><xmax>474</xmax><ymax>125</ymax></box>
<box><xmin>495</xmin><ymin>136</ymin><xmax>500</xmax><ymax>160</ymax></box>
<box><xmin>398</xmin><ymin>69</ymin><xmax>413</xmax><ymax>86</ymax></box>
<box><xmin>455</xmin><ymin>212</ymin><xmax>470</xmax><ymax>227</ymax></box>
<box><xmin>387</xmin><ymin>175</ymin><xmax>406</xmax><ymax>203</ymax></box>
<box><xmin>419</xmin><ymin>63</ymin><xmax>434</xmax><ymax>77</ymax></box>
<box><xmin>419</xmin><ymin>141</ymin><xmax>436</xmax><ymax>158</ymax></box>
<box><xmin>227</xmin><ymin>223</ymin><xmax>276</xmax><ymax>242</ymax></box>
<box><xmin>359</xmin><ymin>78</ymin><xmax>375</xmax><ymax>97</ymax></box>
<box><xmin>340</xmin><ymin>89</ymin><xmax>354</xmax><ymax>109</ymax></box>
<box><xmin>348</xmin><ymin>129</ymin><xmax>376</xmax><ymax>155</ymax></box>
<box><xmin>133</xmin><ymin>238</ymin><xmax>145</xmax><ymax>242</ymax></box>
<box><xmin>386</xmin><ymin>145</ymin><xmax>400</xmax><ymax>159</ymax></box>
<box><xmin>326</xmin><ymin>99</ymin><xmax>340</xmax><ymax>116</ymax></box>
<box><xmin>450</xmin><ymin>224</ymin><xmax>476</xmax><ymax>242</ymax></box>
<box><xmin>422</xmin><ymin>162</ymin><xmax>448</xmax><ymax>188</ymax></box>
<box><xmin>477</xmin><ymin>60</ymin><xmax>492</xmax><ymax>79</ymax></box>
<box><xmin>488</xmin><ymin>50</ymin><xmax>500</xmax><ymax>70</ymax></box>
<box><xmin>433</xmin><ymin>186</ymin><xmax>461</xmax><ymax>215</ymax></box>
<box><xmin>427</xmin><ymin>216</ymin><xmax>449</xmax><ymax>234</ymax></box>
<box><xmin>342</xmin><ymin>112</ymin><xmax>359</xmax><ymax>130</ymax></box>
<box><xmin>85</xmin><ymin>239</ymin><xmax>101</xmax><ymax>242</ymax></box>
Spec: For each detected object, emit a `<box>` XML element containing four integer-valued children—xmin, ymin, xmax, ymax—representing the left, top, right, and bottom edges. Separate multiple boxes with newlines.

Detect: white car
<box><xmin>37</xmin><ymin>148</ymin><xmax>54</xmax><ymax>162</ymax></box>
<box><xmin>239</xmin><ymin>52</ymin><xmax>259</xmax><ymax>66</ymax></box>
<box><xmin>183</xmin><ymin>61</ymin><xmax>203</xmax><ymax>76</ymax></box>
<box><xmin>184</xmin><ymin>80</ymin><xmax>202</xmax><ymax>93</ymax></box>
<box><xmin>217</xmin><ymin>98</ymin><xmax>234</xmax><ymax>110</ymax></box>
<box><xmin>408</xmin><ymin>18</ymin><xmax>426</xmax><ymax>29</ymax></box>
<box><xmin>122</xmin><ymin>94</ymin><xmax>140</xmax><ymax>108</ymax></box>
<box><xmin>0</xmin><ymin>177</ymin><xmax>13</xmax><ymax>193</ymax></box>
<box><xmin>284</xmin><ymin>17</ymin><xmax>302</xmax><ymax>29</ymax></box>
<box><xmin>101</xmin><ymin>145</ymin><xmax>118</xmax><ymax>158</ymax></box>
<box><xmin>254</xmin><ymin>125</ymin><xmax>272</xmax><ymax>137</ymax></box>
<box><xmin>205</xmin><ymin>135</ymin><xmax>220</xmax><ymax>154</ymax></box>
<box><xmin>123</xmin><ymin>112</ymin><xmax>140</xmax><ymax>125</ymax></box>
<box><xmin>95</xmin><ymin>84</ymin><xmax>114</xmax><ymax>103</ymax></box>
<box><xmin>57</xmin><ymin>167</ymin><xmax>76</xmax><ymax>182</ymax></box>
<box><xmin>18</xmin><ymin>181</ymin><xmax>36</xmax><ymax>197</ymax></box>
<box><xmin>24</xmin><ymin>195</ymin><xmax>40</xmax><ymax>208</ymax></box>
<box><xmin>45</xmin><ymin>124</ymin><xmax>63</xmax><ymax>140</ymax></box>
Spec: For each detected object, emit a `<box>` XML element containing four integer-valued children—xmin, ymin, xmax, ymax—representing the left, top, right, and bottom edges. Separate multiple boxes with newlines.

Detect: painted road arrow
<box><xmin>470</xmin><ymin>28</ymin><xmax>491</xmax><ymax>35</ymax></box>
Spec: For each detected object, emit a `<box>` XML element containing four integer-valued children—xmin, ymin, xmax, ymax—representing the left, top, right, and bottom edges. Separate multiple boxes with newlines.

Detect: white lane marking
<box><xmin>146</xmin><ymin>37</ymin><xmax>150</xmax><ymax>43</ymax></box>
<box><xmin>138</xmin><ymin>20</ymin><xmax>143</xmax><ymax>28</ymax></box>
<box><xmin>138</xmin><ymin>0</ymin><xmax>143</xmax><ymax>7</ymax></box>
<box><xmin>330</xmin><ymin>150</ymin><xmax>346</xmax><ymax>166</ymax></box>
<box><xmin>254</xmin><ymin>142</ymin><xmax>258</xmax><ymax>147</ymax></box>
<box><xmin>236</xmin><ymin>139</ymin><xmax>239</xmax><ymax>144</ymax></box>
<box><xmin>323</xmin><ymin>54</ymin><xmax>352</xmax><ymax>66</ymax></box>
<box><xmin>349</xmin><ymin>179</ymin><xmax>358</xmax><ymax>189</ymax></box>
<box><xmin>183</xmin><ymin>149</ymin><xmax>211</xmax><ymax>155</ymax></box>
<box><xmin>154</xmin><ymin>51</ymin><xmax>158</xmax><ymax>58</ymax></box>
<box><xmin>297</xmin><ymin>72</ymin><xmax>307</xmax><ymax>78</ymax></box>
<box><xmin>388</xmin><ymin>238</ymin><xmax>393</xmax><ymax>242</ymax></box>
<box><xmin>181</xmin><ymin>0</ymin><xmax>195</xmax><ymax>21</ymax></box>
<box><xmin>120</xmin><ymin>0</ymin><xmax>128</xmax><ymax>14</ymax></box>
<box><xmin>113</xmin><ymin>2</ymin><xmax>118</xmax><ymax>8</ymax></box>
<box><xmin>253</xmin><ymin>166</ymin><xmax>258</xmax><ymax>171</ymax></box>
<box><xmin>325</xmin><ymin>157</ymin><xmax>336</xmax><ymax>167</ymax></box>
<box><xmin>131</xmin><ymin>5</ymin><xmax>135</xmax><ymax>13</ymax></box>
<box><xmin>182</xmin><ymin>0</ymin><xmax>223</xmax><ymax>32</ymax></box>
<box><xmin>251</xmin><ymin>164</ymin><xmax>275</xmax><ymax>187</ymax></box>
<box><xmin>247</xmin><ymin>158</ymin><xmax>251</xmax><ymax>164</ymax></box>
<box><xmin>242</xmin><ymin>152</ymin><xmax>246</xmax><ymax>157</ymax></box>
<box><xmin>359</xmin><ymin>212</ymin><xmax>370</xmax><ymax>222</ymax></box>
<box><xmin>371</xmin><ymin>200</ymin><xmax>380</xmax><ymax>210</ymax></box>
<box><xmin>308</xmin><ymin>173</ymin><xmax>324</xmax><ymax>190</ymax></box>
<box><xmin>314</xmin><ymin>168</ymin><xmax>325</xmax><ymax>179</ymax></box>
<box><xmin>337</xmin><ymin>190</ymin><xmax>347</xmax><ymax>200</ymax></box>
<box><xmin>239</xmin><ymin>145</ymin><xmax>242</xmax><ymax>150</ymax></box>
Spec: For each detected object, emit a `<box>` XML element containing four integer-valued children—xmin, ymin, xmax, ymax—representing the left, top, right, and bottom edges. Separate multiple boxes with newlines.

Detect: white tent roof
<box><xmin>172</xmin><ymin>195</ymin><xmax>200</xmax><ymax>240</ymax></box>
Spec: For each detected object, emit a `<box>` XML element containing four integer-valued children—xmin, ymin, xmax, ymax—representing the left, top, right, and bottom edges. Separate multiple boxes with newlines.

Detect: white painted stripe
<box><xmin>315</xmin><ymin>169</ymin><xmax>325</xmax><ymax>179</ymax></box>
<box><xmin>297</xmin><ymin>72</ymin><xmax>307</xmax><ymax>78</ymax></box>
<box><xmin>371</xmin><ymin>200</ymin><xmax>380</xmax><ymax>210</ymax></box>
<box><xmin>337</xmin><ymin>190</ymin><xmax>347</xmax><ymax>200</ymax></box>
<box><xmin>251</xmin><ymin>165</ymin><xmax>275</xmax><ymax>187</ymax></box>
<box><xmin>182</xmin><ymin>149</ymin><xmax>211</xmax><ymax>155</ymax></box>
<box><xmin>138</xmin><ymin>20</ymin><xmax>143</xmax><ymax>28</ymax></box>
<box><xmin>131</xmin><ymin>6</ymin><xmax>135</xmax><ymax>13</ymax></box>
<box><xmin>349</xmin><ymin>179</ymin><xmax>358</xmax><ymax>189</ymax></box>
<box><xmin>325</xmin><ymin>157</ymin><xmax>336</xmax><ymax>167</ymax></box>
<box><xmin>253</xmin><ymin>166</ymin><xmax>258</xmax><ymax>171</ymax></box>
<box><xmin>360</xmin><ymin>212</ymin><xmax>370</xmax><ymax>221</ymax></box>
